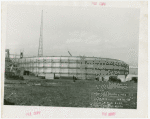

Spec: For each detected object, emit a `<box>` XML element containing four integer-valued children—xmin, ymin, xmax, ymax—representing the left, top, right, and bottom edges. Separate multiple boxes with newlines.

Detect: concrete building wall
<box><xmin>16</xmin><ymin>56</ymin><xmax>129</xmax><ymax>79</ymax></box>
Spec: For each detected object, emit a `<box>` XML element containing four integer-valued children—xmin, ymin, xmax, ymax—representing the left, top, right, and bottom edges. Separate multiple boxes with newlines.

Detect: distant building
<box><xmin>129</xmin><ymin>66</ymin><xmax>138</xmax><ymax>75</ymax></box>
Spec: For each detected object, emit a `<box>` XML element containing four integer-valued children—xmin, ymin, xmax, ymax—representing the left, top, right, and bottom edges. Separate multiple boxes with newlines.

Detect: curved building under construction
<box><xmin>17</xmin><ymin>56</ymin><xmax>129</xmax><ymax>80</ymax></box>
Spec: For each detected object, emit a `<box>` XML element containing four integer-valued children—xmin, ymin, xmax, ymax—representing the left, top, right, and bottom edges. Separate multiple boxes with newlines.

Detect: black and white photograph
<box><xmin>1</xmin><ymin>1</ymin><xmax>148</xmax><ymax>118</ymax></box>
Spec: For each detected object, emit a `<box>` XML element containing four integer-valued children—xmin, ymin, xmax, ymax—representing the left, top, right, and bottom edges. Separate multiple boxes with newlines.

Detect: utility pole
<box><xmin>38</xmin><ymin>10</ymin><xmax>43</xmax><ymax>57</ymax></box>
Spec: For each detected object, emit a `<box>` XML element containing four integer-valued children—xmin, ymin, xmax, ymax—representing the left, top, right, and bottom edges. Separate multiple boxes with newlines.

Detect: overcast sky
<box><xmin>6</xmin><ymin>5</ymin><xmax>140</xmax><ymax>67</ymax></box>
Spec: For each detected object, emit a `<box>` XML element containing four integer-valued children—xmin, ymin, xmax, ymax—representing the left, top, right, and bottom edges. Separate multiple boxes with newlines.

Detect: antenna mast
<box><xmin>38</xmin><ymin>10</ymin><xmax>43</xmax><ymax>57</ymax></box>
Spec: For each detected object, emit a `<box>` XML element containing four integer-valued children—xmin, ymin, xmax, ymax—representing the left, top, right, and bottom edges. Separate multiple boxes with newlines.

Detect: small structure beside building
<box><xmin>129</xmin><ymin>66</ymin><xmax>138</xmax><ymax>75</ymax></box>
<box><xmin>45</xmin><ymin>73</ymin><xmax>54</xmax><ymax>79</ymax></box>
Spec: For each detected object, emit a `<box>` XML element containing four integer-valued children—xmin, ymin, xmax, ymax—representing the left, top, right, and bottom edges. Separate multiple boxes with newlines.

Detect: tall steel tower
<box><xmin>38</xmin><ymin>10</ymin><xmax>43</xmax><ymax>57</ymax></box>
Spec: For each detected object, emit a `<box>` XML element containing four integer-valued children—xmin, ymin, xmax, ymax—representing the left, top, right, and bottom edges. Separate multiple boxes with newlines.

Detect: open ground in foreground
<box><xmin>4</xmin><ymin>77</ymin><xmax>137</xmax><ymax>109</ymax></box>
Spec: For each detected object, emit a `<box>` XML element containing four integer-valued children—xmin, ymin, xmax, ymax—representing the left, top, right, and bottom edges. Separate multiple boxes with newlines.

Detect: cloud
<box><xmin>66</xmin><ymin>31</ymin><xmax>102</xmax><ymax>45</ymax></box>
<box><xmin>66</xmin><ymin>38</ymin><xmax>84</xmax><ymax>43</ymax></box>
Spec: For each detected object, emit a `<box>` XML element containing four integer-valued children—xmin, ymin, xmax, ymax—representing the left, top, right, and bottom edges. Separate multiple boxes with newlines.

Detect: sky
<box><xmin>6</xmin><ymin>5</ymin><xmax>140</xmax><ymax>67</ymax></box>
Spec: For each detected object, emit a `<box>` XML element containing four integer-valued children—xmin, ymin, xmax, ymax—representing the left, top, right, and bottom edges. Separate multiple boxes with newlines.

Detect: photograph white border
<box><xmin>1</xmin><ymin>1</ymin><xmax>148</xmax><ymax>118</ymax></box>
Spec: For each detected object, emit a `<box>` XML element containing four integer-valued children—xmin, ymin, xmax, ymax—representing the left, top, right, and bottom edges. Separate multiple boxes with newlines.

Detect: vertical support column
<box><xmin>76</xmin><ymin>59</ymin><xmax>78</xmax><ymax>79</ymax></box>
<box><xmin>31</xmin><ymin>59</ymin><xmax>33</xmax><ymax>73</ymax></box>
<box><xmin>49</xmin><ymin>58</ymin><xmax>51</xmax><ymax>73</ymax></box>
<box><xmin>37</xmin><ymin>58</ymin><xmax>39</xmax><ymax>76</ymax></box>
<box><xmin>36</xmin><ymin>58</ymin><xmax>37</xmax><ymax>76</ymax></box>
<box><xmin>85</xmin><ymin>60</ymin><xmax>87</xmax><ymax>80</ymax></box>
<box><xmin>43</xmin><ymin>58</ymin><xmax>44</xmax><ymax>75</ymax></box>
<box><xmin>31</xmin><ymin>59</ymin><xmax>33</xmax><ymax>72</ymax></box>
<box><xmin>68</xmin><ymin>57</ymin><xmax>69</xmax><ymax>77</ymax></box>
<box><xmin>29</xmin><ymin>59</ymin><xmax>31</xmax><ymax>71</ymax></box>
<box><xmin>79</xmin><ymin>57</ymin><xmax>81</xmax><ymax>79</ymax></box>
<box><xmin>30</xmin><ymin>59</ymin><xmax>32</xmax><ymax>73</ymax></box>
<box><xmin>32</xmin><ymin>59</ymin><xmax>33</xmax><ymax>73</ymax></box>
<box><xmin>29</xmin><ymin>58</ymin><xmax>31</xmax><ymax>73</ymax></box>
<box><xmin>60</xmin><ymin>56</ymin><xmax>61</xmax><ymax>79</ymax></box>
<box><xmin>84</xmin><ymin>59</ymin><xmax>86</xmax><ymax>80</ymax></box>
<box><xmin>51</xmin><ymin>58</ymin><xmax>53</xmax><ymax>74</ymax></box>
<box><xmin>33</xmin><ymin>58</ymin><xmax>35</xmax><ymax>74</ymax></box>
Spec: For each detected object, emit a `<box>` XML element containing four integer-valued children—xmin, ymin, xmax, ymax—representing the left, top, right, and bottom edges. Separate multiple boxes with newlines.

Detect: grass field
<box><xmin>4</xmin><ymin>77</ymin><xmax>137</xmax><ymax>109</ymax></box>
